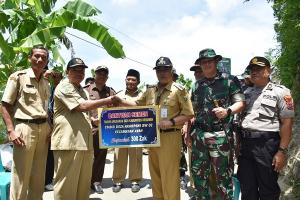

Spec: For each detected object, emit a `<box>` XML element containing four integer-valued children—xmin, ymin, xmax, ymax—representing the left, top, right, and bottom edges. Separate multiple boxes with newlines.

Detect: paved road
<box><xmin>43</xmin><ymin>151</ymin><xmax>193</xmax><ymax>200</ymax></box>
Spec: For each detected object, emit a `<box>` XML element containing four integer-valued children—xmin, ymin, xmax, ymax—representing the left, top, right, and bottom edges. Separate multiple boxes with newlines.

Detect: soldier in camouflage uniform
<box><xmin>189</xmin><ymin>48</ymin><xmax>245</xmax><ymax>200</ymax></box>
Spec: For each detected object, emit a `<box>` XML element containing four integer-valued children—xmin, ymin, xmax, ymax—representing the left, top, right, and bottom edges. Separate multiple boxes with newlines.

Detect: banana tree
<box><xmin>0</xmin><ymin>0</ymin><xmax>125</xmax><ymax>87</ymax></box>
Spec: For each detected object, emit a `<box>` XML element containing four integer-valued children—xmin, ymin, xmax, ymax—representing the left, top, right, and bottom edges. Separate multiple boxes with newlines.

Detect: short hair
<box><xmin>85</xmin><ymin>77</ymin><xmax>95</xmax><ymax>85</ymax></box>
<box><xmin>29</xmin><ymin>44</ymin><xmax>49</xmax><ymax>59</ymax></box>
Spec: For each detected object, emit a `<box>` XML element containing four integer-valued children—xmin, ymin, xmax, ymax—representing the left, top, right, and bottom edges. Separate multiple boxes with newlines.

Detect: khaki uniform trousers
<box><xmin>10</xmin><ymin>122</ymin><xmax>50</xmax><ymax>200</ymax></box>
<box><xmin>53</xmin><ymin>150</ymin><xmax>93</xmax><ymax>200</ymax></box>
<box><xmin>149</xmin><ymin>131</ymin><xmax>182</xmax><ymax>200</ymax></box>
<box><xmin>113</xmin><ymin>147</ymin><xmax>143</xmax><ymax>183</ymax></box>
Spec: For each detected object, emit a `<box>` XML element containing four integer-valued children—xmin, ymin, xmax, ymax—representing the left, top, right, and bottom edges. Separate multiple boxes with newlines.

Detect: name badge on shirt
<box><xmin>161</xmin><ymin>107</ymin><xmax>168</xmax><ymax>118</ymax></box>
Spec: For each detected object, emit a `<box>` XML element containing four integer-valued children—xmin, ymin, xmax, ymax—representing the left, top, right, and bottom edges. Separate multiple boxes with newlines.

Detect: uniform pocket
<box><xmin>259</xmin><ymin>98</ymin><xmax>277</xmax><ymax>117</ymax></box>
<box><xmin>146</xmin><ymin>98</ymin><xmax>155</xmax><ymax>105</ymax></box>
<box><xmin>23</xmin><ymin>87</ymin><xmax>37</xmax><ymax>104</ymax></box>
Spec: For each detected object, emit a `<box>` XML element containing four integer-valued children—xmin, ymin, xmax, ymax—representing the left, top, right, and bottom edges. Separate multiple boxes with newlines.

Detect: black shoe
<box><xmin>180</xmin><ymin>177</ymin><xmax>187</xmax><ymax>190</ymax></box>
<box><xmin>112</xmin><ymin>183</ymin><xmax>122</xmax><ymax>193</ymax></box>
<box><xmin>45</xmin><ymin>183</ymin><xmax>54</xmax><ymax>191</ymax></box>
<box><xmin>131</xmin><ymin>182</ymin><xmax>140</xmax><ymax>193</ymax></box>
<box><xmin>93</xmin><ymin>182</ymin><xmax>104</xmax><ymax>194</ymax></box>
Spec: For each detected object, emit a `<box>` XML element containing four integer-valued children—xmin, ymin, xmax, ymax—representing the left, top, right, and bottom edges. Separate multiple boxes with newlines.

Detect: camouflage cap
<box><xmin>95</xmin><ymin>65</ymin><xmax>109</xmax><ymax>74</ymax></box>
<box><xmin>190</xmin><ymin>58</ymin><xmax>201</xmax><ymax>71</ymax></box>
<box><xmin>153</xmin><ymin>56</ymin><xmax>173</xmax><ymax>70</ymax></box>
<box><xmin>246</xmin><ymin>56</ymin><xmax>271</xmax><ymax>70</ymax></box>
<box><xmin>198</xmin><ymin>48</ymin><xmax>222</xmax><ymax>62</ymax></box>
<box><xmin>67</xmin><ymin>58</ymin><xmax>88</xmax><ymax>68</ymax></box>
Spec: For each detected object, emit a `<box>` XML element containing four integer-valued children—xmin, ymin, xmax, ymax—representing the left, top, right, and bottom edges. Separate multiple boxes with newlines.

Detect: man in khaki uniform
<box><xmin>113</xmin><ymin>57</ymin><xmax>194</xmax><ymax>200</ymax></box>
<box><xmin>112</xmin><ymin>69</ymin><xmax>143</xmax><ymax>193</ymax></box>
<box><xmin>84</xmin><ymin>65</ymin><xmax>116</xmax><ymax>194</ymax></box>
<box><xmin>51</xmin><ymin>58</ymin><xmax>114</xmax><ymax>200</ymax></box>
<box><xmin>1</xmin><ymin>45</ymin><xmax>53</xmax><ymax>200</ymax></box>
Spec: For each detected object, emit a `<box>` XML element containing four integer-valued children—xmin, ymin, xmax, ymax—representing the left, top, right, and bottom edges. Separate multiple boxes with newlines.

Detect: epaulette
<box><xmin>9</xmin><ymin>70</ymin><xmax>27</xmax><ymax>81</ymax></box>
<box><xmin>146</xmin><ymin>84</ymin><xmax>156</xmax><ymax>89</ymax></box>
<box><xmin>174</xmin><ymin>83</ymin><xmax>184</xmax><ymax>91</ymax></box>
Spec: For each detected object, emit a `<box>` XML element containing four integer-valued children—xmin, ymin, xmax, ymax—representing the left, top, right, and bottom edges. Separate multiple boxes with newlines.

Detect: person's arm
<box><xmin>272</xmin><ymin>117</ymin><xmax>293</xmax><ymax>172</ymax></box>
<box><xmin>213</xmin><ymin>101</ymin><xmax>245</xmax><ymax>119</ymax></box>
<box><xmin>159</xmin><ymin>115</ymin><xmax>193</xmax><ymax>130</ymax></box>
<box><xmin>74</xmin><ymin>97</ymin><xmax>114</xmax><ymax>112</ymax></box>
<box><xmin>1</xmin><ymin>102</ymin><xmax>25</xmax><ymax>146</ymax></box>
<box><xmin>111</xmin><ymin>95</ymin><xmax>137</xmax><ymax>106</ymax></box>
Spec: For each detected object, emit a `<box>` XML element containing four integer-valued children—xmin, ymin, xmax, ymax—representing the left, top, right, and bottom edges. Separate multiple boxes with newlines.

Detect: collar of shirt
<box><xmin>155</xmin><ymin>81</ymin><xmax>173</xmax><ymax>92</ymax></box>
<box><xmin>125</xmin><ymin>89</ymin><xmax>140</xmax><ymax>97</ymax></box>
<box><xmin>90</xmin><ymin>83</ymin><xmax>110</xmax><ymax>93</ymax></box>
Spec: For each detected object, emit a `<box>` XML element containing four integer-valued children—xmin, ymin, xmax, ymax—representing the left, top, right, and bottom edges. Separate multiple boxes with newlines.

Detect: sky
<box><xmin>58</xmin><ymin>0</ymin><xmax>276</xmax><ymax>91</ymax></box>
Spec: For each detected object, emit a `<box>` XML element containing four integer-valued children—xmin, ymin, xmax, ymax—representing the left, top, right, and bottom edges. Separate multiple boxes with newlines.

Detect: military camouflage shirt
<box><xmin>191</xmin><ymin>72</ymin><xmax>244</xmax><ymax>132</ymax></box>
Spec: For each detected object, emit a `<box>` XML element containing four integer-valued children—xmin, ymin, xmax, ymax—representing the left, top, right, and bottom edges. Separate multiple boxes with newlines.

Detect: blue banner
<box><xmin>98</xmin><ymin>106</ymin><xmax>160</xmax><ymax>148</ymax></box>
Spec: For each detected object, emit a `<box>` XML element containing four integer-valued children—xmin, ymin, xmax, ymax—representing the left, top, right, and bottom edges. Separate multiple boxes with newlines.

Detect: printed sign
<box><xmin>98</xmin><ymin>106</ymin><xmax>160</xmax><ymax>148</ymax></box>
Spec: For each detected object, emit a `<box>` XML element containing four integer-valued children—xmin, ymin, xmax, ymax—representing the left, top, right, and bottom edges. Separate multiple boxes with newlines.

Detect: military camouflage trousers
<box><xmin>191</xmin><ymin>129</ymin><xmax>234</xmax><ymax>200</ymax></box>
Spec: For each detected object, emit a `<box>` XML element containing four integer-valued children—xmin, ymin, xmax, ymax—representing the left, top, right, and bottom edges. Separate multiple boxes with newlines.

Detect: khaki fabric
<box><xmin>135</xmin><ymin>82</ymin><xmax>194</xmax><ymax>199</ymax></box>
<box><xmin>10</xmin><ymin>121</ymin><xmax>50</xmax><ymax>200</ymax></box>
<box><xmin>149</xmin><ymin>131</ymin><xmax>182</xmax><ymax>200</ymax></box>
<box><xmin>53</xmin><ymin>150</ymin><xmax>93</xmax><ymax>200</ymax></box>
<box><xmin>113</xmin><ymin>90</ymin><xmax>143</xmax><ymax>183</ymax></box>
<box><xmin>51</xmin><ymin>79</ymin><xmax>93</xmax><ymax>150</ymax></box>
<box><xmin>2</xmin><ymin>68</ymin><xmax>50</xmax><ymax>119</ymax></box>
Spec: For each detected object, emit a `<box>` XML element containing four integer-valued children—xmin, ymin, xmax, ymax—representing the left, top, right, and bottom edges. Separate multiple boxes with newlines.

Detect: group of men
<box><xmin>0</xmin><ymin>45</ymin><xmax>294</xmax><ymax>200</ymax></box>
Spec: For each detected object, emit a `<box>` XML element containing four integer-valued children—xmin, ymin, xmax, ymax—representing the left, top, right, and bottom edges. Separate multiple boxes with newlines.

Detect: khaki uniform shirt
<box><xmin>242</xmin><ymin>82</ymin><xmax>294</xmax><ymax>132</ymax></box>
<box><xmin>84</xmin><ymin>83</ymin><xmax>116</xmax><ymax>133</ymax></box>
<box><xmin>2</xmin><ymin>68</ymin><xmax>50</xmax><ymax>119</ymax></box>
<box><xmin>51</xmin><ymin>79</ymin><xmax>93</xmax><ymax>150</ymax></box>
<box><xmin>118</xmin><ymin>89</ymin><xmax>142</xmax><ymax>102</ymax></box>
<box><xmin>135</xmin><ymin>82</ymin><xmax>194</xmax><ymax>129</ymax></box>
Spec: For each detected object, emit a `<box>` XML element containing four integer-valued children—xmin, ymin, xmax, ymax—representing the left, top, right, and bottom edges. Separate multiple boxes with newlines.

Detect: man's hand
<box><xmin>111</xmin><ymin>95</ymin><xmax>122</xmax><ymax>106</ymax></box>
<box><xmin>272</xmin><ymin>151</ymin><xmax>286</xmax><ymax>172</ymax></box>
<box><xmin>158</xmin><ymin>120</ymin><xmax>172</xmax><ymax>130</ymax></box>
<box><xmin>8</xmin><ymin>130</ymin><xmax>25</xmax><ymax>146</ymax></box>
<box><xmin>91</xmin><ymin>117</ymin><xmax>99</xmax><ymax>127</ymax></box>
<box><xmin>212</xmin><ymin>107</ymin><xmax>228</xmax><ymax>119</ymax></box>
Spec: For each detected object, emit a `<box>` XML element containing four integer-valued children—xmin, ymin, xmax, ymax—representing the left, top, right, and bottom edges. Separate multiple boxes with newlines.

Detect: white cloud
<box><xmin>111</xmin><ymin>0</ymin><xmax>138</xmax><ymax>7</ymax></box>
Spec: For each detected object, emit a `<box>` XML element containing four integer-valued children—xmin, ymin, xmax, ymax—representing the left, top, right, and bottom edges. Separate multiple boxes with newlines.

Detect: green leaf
<box><xmin>72</xmin><ymin>17</ymin><xmax>125</xmax><ymax>58</ymax></box>
<box><xmin>51</xmin><ymin>45</ymin><xmax>65</xmax><ymax>66</ymax></box>
<box><xmin>0</xmin><ymin>34</ymin><xmax>15</xmax><ymax>59</ymax></box>
<box><xmin>63</xmin><ymin>0</ymin><xmax>101</xmax><ymax>17</ymax></box>
<box><xmin>18</xmin><ymin>26</ymin><xmax>66</xmax><ymax>49</ymax></box>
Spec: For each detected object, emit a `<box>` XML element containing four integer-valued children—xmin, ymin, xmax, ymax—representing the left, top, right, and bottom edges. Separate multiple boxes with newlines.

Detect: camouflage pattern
<box><xmin>191</xmin><ymin>71</ymin><xmax>243</xmax><ymax>199</ymax></box>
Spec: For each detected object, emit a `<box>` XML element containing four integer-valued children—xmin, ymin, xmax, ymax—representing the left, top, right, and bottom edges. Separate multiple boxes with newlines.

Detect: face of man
<box><xmin>250</xmin><ymin>66</ymin><xmax>271</xmax><ymax>86</ymax></box>
<box><xmin>156</xmin><ymin>68</ymin><xmax>173</xmax><ymax>86</ymax></box>
<box><xmin>29</xmin><ymin>48</ymin><xmax>48</xmax><ymax>71</ymax></box>
<box><xmin>200</xmin><ymin>58</ymin><xmax>218</xmax><ymax>78</ymax></box>
<box><xmin>194</xmin><ymin>68</ymin><xmax>204</xmax><ymax>81</ymax></box>
<box><xmin>67</xmin><ymin>66</ymin><xmax>85</xmax><ymax>86</ymax></box>
<box><xmin>95</xmin><ymin>70</ymin><xmax>108</xmax><ymax>86</ymax></box>
<box><xmin>126</xmin><ymin>76</ymin><xmax>139</xmax><ymax>91</ymax></box>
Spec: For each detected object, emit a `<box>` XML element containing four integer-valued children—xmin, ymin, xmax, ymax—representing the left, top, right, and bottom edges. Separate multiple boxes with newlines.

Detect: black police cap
<box><xmin>67</xmin><ymin>58</ymin><xmax>88</xmax><ymax>69</ymax></box>
<box><xmin>153</xmin><ymin>56</ymin><xmax>173</xmax><ymax>70</ymax></box>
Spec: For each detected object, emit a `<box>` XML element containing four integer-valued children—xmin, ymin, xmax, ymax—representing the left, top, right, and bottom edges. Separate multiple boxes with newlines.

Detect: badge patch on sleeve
<box><xmin>284</xmin><ymin>95</ymin><xmax>294</xmax><ymax>110</ymax></box>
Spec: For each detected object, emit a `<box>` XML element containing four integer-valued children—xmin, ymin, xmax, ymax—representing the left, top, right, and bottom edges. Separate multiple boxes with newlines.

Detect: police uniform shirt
<box><xmin>84</xmin><ymin>83</ymin><xmax>116</xmax><ymax>133</ymax></box>
<box><xmin>2</xmin><ymin>68</ymin><xmax>50</xmax><ymax>119</ymax></box>
<box><xmin>242</xmin><ymin>82</ymin><xmax>295</xmax><ymax>132</ymax></box>
<box><xmin>51</xmin><ymin>78</ymin><xmax>93</xmax><ymax>150</ymax></box>
<box><xmin>135</xmin><ymin>82</ymin><xmax>194</xmax><ymax>128</ymax></box>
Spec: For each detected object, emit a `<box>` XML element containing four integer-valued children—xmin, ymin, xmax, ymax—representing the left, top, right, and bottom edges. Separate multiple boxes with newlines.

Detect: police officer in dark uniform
<box><xmin>238</xmin><ymin>56</ymin><xmax>294</xmax><ymax>200</ymax></box>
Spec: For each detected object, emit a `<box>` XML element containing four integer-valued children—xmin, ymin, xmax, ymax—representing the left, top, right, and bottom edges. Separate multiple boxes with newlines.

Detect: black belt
<box><xmin>160</xmin><ymin>128</ymin><xmax>180</xmax><ymax>133</ymax></box>
<box><xmin>241</xmin><ymin>129</ymin><xmax>279</xmax><ymax>139</ymax></box>
<box><xmin>16</xmin><ymin>118</ymin><xmax>47</xmax><ymax>124</ymax></box>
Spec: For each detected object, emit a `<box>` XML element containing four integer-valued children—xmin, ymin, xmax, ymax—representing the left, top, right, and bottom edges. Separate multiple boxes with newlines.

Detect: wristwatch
<box><xmin>226</xmin><ymin>108</ymin><xmax>232</xmax><ymax>116</ymax></box>
<box><xmin>278</xmin><ymin>147</ymin><xmax>288</xmax><ymax>154</ymax></box>
<box><xmin>170</xmin><ymin>118</ymin><xmax>176</xmax><ymax>126</ymax></box>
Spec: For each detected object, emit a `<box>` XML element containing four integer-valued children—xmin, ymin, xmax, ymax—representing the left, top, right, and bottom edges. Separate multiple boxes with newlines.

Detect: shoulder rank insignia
<box><xmin>283</xmin><ymin>95</ymin><xmax>294</xmax><ymax>110</ymax></box>
<box><xmin>174</xmin><ymin>83</ymin><xmax>184</xmax><ymax>91</ymax></box>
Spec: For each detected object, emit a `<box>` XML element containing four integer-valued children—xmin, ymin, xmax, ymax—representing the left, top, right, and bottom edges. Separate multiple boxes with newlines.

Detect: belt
<box><xmin>160</xmin><ymin>128</ymin><xmax>181</xmax><ymax>133</ymax></box>
<box><xmin>16</xmin><ymin>118</ymin><xmax>47</xmax><ymax>124</ymax></box>
<box><xmin>241</xmin><ymin>129</ymin><xmax>279</xmax><ymax>139</ymax></box>
<box><xmin>195</xmin><ymin>123</ymin><xmax>223</xmax><ymax>132</ymax></box>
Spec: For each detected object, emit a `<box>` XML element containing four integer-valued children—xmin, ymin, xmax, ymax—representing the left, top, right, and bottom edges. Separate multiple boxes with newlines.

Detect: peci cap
<box><xmin>95</xmin><ymin>65</ymin><xmax>109</xmax><ymax>74</ymax></box>
<box><xmin>67</xmin><ymin>58</ymin><xmax>88</xmax><ymax>69</ymax></box>
<box><xmin>246</xmin><ymin>56</ymin><xmax>271</xmax><ymax>70</ymax></box>
<box><xmin>198</xmin><ymin>48</ymin><xmax>222</xmax><ymax>62</ymax></box>
<box><xmin>126</xmin><ymin>69</ymin><xmax>140</xmax><ymax>82</ymax></box>
<box><xmin>153</xmin><ymin>56</ymin><xmax>173</xmax><ymax>70</ymax></box>
<box><xmin>190</xmin><ymin>58</ymin><xmax>201</xmax><ymax>71</ymax></box>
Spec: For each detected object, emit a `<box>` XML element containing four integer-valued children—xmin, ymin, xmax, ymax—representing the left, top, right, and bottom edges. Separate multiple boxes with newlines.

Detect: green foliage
<box><xmin>176</xmin><ymin>74</ymin><xmax>193</xmax><ymax>92</ymax></box>
<box><xmin>272</xmin><ymin>0</ymin><xmax>300</xmax><ymax>102</ymax></box>
<box><xmin>0</xmin><ymin>0</ymin><xmax>125</xmax><ymax>89</ymax></box>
